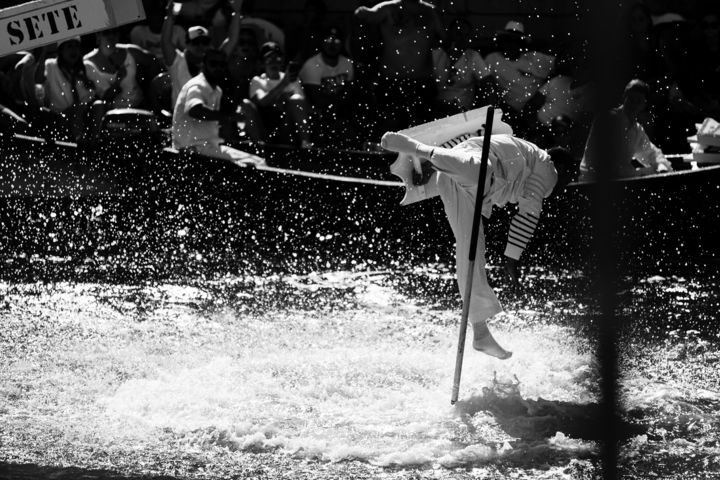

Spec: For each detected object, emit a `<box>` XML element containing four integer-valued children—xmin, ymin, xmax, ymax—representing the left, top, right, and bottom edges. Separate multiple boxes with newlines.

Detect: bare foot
<box><xmin>473</xmin><ymin>325</ymin><xmax>512</xmax><ymax>360</ymax></box>
<box><xmin>380</xmin><ymin>132</ymin><xmax>420</xmax><ymax>155</ymax></box>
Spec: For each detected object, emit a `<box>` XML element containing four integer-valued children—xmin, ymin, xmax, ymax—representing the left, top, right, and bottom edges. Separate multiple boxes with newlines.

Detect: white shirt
<box><xmin>432</xmin><ymin>135</ymin><xmax>557</xmax><ymax>218</ymax></box>
<box><xmin>485</xmin><ymin>51</ymin><xmax>555</xmax><ymax>111</ymax></box>
<box><xmin>43</xmin><ymin>58</ymin><xmax>95</xmax><ymax>113</ymax></box>
<box><xmin>299</xmin><ymin>53</ymin><xmax>354</xmax><ymax>93</ymax></box>
<box><xmin>431</xmin><ymin>134</ymin><xmax>557</xmax><ymax>260</ymax></box>
<box><xmin>536</xmin><ymin>74</ymin><xmax>575</xmax><ymax>124</ymax></box>
<box><xmin>581</xmin><ymin>108</ymin><xmax>672</xmax><ymax>177</ymax></box>
<box><xmin>172</xmin><ymin>72</ymin><xmax>222</xmax><ymax>149</ymax></box>
<box><xmin>84</xmin><ymin>50</ymin><xmax>143</xmax><ymax>109</ymax></box>
<box><xmin>169</xmin><ymin>50</ymin><xmax>193</xmax><ymax>107</ymax></box>
<box><xmin>433</xmin><ymin>48</ymin><xmax>489</xmax><ymax>110</ymax></box>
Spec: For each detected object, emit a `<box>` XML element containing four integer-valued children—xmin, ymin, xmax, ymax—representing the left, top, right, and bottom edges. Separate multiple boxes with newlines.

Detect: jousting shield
<box><xmin>0</xmin><ymin>0</ymin><xmax>145</xmax><ymax>56</ymax></box>
<box><xmin>389</xmin><ymin>106</ymin><xmax>513</xmax><ymax>205</ymax></box>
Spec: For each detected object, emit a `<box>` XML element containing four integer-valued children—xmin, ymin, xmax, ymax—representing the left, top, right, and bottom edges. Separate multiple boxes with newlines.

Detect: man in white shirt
<box><xmin>381</xmin><ymin>130</ymin><xmax>578</xmax><ymax>359</ymax></box>
<box><xmin>172</xmin><ymin>48</ymin><xmax>262</xmax><ymax>166</ymax></box>
<box><xmin>162</xmin><ymin>0</ymin><xmax>213</xmax><ymax>108</ymax></box>
<box><xmin>299</xmin><ymin>27</ymin><xmax>354</xmax><ymax>106</ymax></box>
<box><xmin>581</xmin><ymin>79</ymin><xmax>672</xmax><ymax>178</ymax></box>
<box><xmin>484</xmin><ymin>21</ymin><xmax>555</xmax><ymax>134</ymax></box>
<box><xmin>299</xmin><ymin>26</ymin><xmax>355</xmax><ymax>146</ymax></box>
<box><xmin>248</xmin><ymin>41</ymin><xmax>312</xmax><ymax>147</ymax></box>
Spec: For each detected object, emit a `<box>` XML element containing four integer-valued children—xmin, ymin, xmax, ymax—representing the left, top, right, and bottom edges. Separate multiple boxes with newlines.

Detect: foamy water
<box><xmin>2</xmin><ymin>270</ymin><xmax>718</xmax><ymax>478</ymax></box>
<box><xmin>95</xmin><ymin>276</ymin><xmax>596</xmax><ymax>468</ymax></box>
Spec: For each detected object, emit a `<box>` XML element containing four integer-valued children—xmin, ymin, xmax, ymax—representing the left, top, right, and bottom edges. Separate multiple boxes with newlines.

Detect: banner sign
<box><xmin>0</xmin><ymin>0</ymin><xmax>145</xmax><ymax>55</ymax></box>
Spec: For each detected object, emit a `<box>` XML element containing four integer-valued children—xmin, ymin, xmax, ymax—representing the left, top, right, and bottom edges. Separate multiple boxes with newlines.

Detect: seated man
<box><xmin>161</xmin><ymin>0</ymin><xmax>213</xmax><ymax>108</ymax></box>
<box><xmin>248</xmin><ymin>41</ymin><xmax>312</xmax><ymax>147</ymax></box>
<box><xmin>581</xmin><ymin>79</ymin><xmax>672</xmax><ymax>179</ymax></box>
<box><xmin>432</xmin><ymin>18</ymin><xmax>489</xmax><ymax>116</ymax></box>
<box><xmin>172</xmin><ymin>48</ymin><xmax>262</xmax><ymax>166</ymax></box>
<box><xmin>21</xmin><ymin>38</ymin><xmax>97</xmax><ymax>141</ymax></box>
<box><xmin>84</xmin><ymin>29</ymin><xmax>145</xmax><ymax>110</ymax></box>
<box><xmin>484</xmin><ymin>21</ymin><xmax>555</xmax><ymax>136</ymax></box>
<box><xmin>298</xmin><ymin>26</ymin><xmax>356</xmax><ymax>147</ymax></box>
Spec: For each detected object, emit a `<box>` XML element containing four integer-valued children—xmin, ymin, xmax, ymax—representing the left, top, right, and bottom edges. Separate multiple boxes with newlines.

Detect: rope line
<box><xmin>255</xmin><ymin>164</ymin><xmax>404</xmax><ymax>187</ymax></box>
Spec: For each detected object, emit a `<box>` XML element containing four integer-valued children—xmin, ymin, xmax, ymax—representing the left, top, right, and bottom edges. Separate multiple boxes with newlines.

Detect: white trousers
<box><xmin>436</xmin><ymin>154</ymin><xmax>503</xmax><ymax>328</ymax></box>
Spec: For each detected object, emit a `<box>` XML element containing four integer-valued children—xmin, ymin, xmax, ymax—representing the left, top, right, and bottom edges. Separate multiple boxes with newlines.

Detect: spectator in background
<box><xmin>218</xmin><ymin>1</ymin><xmax>263</xmax><ymax>141</ymax></box>
<box><xmin>581</xmin><ymin>79</ymin><xmax>672</xmax><ymax>179</ymax></box>
<box><xmin>24</xmin><ymin>37</ymin><xmax>97</xmax><ymax>141</ymax></box>
<box><xmin>484</xmin><ymin>21</ymin><xmax>555</xmax><ymax>136</ymax></box>
<box><xmin>248</xmin><ymin>41</ymin><xmax>312</xmax><ymax>147</ymax></box>
<box><xmin>84</xmin><ymin>29</ymin><xmax>145</xmax><ymax>110</ymax></box>
<box><xmin>223</xmin><ymin>25</ymin><xmax>260</xmax><ymax>97</ymax></box>
<box><xmin>172</xmin><ymin>48</ymin><xmax>260</xmax><ymax>165</ymax></box>
<box><xmin>0</xmin><ymin>53</ymin><xmax>31</xmax><ymax>132</ymax></box>
<box><xmin>130</xmin><ymin>4</ymin><xmax>186</xmax><ymax>64</ymax></box>
<box><xmin>354</xmin><ymin>0</ymin><xmax>445</xmax><ymax>131</ymax></box>
<box><xmin>172</xmin><ymin>0</ymin><xmax>232</xmax><ymax>47</ymax></box>
<box><xmin>524</xmin><ymin>52</ymin><xmax>590</xmax><ymax>150</ymax></box>
<box><xmin>161</xmin><ymin>0</ymin><xmax>213</xmax><ymax>109</ymax></box>
<box><xmin>299</xmin><ymin>26</ymin><xmax>356</xmax><ymax>147</ymax></box>
<box><xmin>286</xmin><ymin>0</ymin><xmax>330</xmax><ymax>63</ymax></box>
<box><xmin>432</xmin><ymin>17</ymin><xmax>489</xmax><ymax>116</ymax></box>
<box><xmin>1</xmin><ymin>53</ymin><xmax>32</xmax><ymax>117</ymax></box>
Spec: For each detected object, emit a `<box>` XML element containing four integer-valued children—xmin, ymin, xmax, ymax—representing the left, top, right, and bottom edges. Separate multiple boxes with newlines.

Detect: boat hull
<box><xmin>1</xmin><ymin>134</ymin><xmax>718</xmax><ymax>275</ymax></box>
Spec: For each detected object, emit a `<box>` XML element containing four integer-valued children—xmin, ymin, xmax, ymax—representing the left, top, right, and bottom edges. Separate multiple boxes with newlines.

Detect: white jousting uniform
<box><xmin>428</xmin><ymin>134</ymin><xmax>558</xmax><ymax>327</ymax></box>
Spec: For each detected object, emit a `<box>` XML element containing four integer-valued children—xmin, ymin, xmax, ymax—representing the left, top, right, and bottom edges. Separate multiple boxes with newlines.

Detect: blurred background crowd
<box><xmin>0</xmin><ymin>0</ymin><xmax>718</xmax><ymax>159</ymax></box>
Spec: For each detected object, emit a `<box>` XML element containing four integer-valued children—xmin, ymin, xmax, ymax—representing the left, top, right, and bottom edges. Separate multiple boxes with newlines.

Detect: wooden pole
<box><xmin>450</xmin><ymin>106</ymin><xmax>494</xmax><ymax>405</ymax></box>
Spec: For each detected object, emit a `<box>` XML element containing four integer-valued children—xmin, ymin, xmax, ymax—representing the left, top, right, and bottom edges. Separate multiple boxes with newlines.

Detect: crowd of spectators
<box><xmin>0</xmin><ymin>0</ymin><xmax>717</xmax><ymax>160</ymax></box>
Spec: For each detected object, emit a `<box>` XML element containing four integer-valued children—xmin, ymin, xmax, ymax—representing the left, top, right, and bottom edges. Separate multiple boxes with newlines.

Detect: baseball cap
<box><xmin>187</xmin><ymin>26</ymin><xmax>210</xmax><ymax>42</ymax></box>
<box><xmin>260</xmin><ymin>41</ymin><xmax>283</xmax><ymax>58</ymax></box>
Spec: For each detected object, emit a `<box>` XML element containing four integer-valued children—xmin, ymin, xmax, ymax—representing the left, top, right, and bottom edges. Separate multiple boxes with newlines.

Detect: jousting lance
<box><xmin>450</xmin><ymin>106</ymin><xmax>494</xmax><ymax>405</ymax></box>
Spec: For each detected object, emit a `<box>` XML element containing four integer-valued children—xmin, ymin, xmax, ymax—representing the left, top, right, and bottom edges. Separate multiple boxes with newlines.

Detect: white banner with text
<box><xmin>0</xmin><ymin>0</ymin><xmax>145</xmax><ymax>55</ymax></box>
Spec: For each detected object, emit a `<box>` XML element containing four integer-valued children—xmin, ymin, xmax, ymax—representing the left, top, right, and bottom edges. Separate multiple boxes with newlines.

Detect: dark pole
<box><xmin>582</xmin><ymin>1</ymin><xmax>625</xmax><ymax>478</ymax></box>
<box><xmin>450</xmin><ymin>106</ymin><xmax>495</xmax><ymax>405</ymax></box>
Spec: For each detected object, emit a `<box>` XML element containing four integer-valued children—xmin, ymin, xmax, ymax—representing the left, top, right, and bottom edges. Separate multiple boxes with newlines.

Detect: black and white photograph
<box><xmin>0</xmin><ymin>1</ymin><xmax>718</xmax><ymax>479</ymax></box>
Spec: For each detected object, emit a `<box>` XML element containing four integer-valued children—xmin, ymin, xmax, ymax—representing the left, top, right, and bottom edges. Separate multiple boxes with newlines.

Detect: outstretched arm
<box><xmin>381</xmin><ymin>131</ymin><xmax>485</xmax><ymax>190</ymax></box>
<box><xmin>630</xmin><ymin>123</ymin><xmax>672</xmax><ymax>173</ymax></box>
<box><xmin>220</xmin><ymin>0</ymin><xmax>244</xmax><ymax>56</ymax></box>
<box><xmin>161</xmin><ymin>0</ymin><xmax>179</xmax><ymax>67</ymax></box>
<box><xmin>354</xmin><ymin>0</ymin><xmax>394</xmax><ymax>24</ymax></box>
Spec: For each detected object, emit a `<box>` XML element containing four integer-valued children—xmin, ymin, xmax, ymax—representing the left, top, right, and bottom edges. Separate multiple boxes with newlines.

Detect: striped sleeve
<box><xmin>440</xmin><ymin>133</ymin><xmax>473</xmax><ymax>149</ymax></box>
<box><xmin>504</xmin><ymin>167</ymin><xmax>555</xmax><ymax>259</ymax></box>
<box><xmin>504</xmin><ymin>211</ymin><xmax>540</xmax><ymax>260</ymax></box>
<box><xmin>517</xmin><ymin>171</ymin><xmax>552</xmax><ymax>216</ymax></box>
